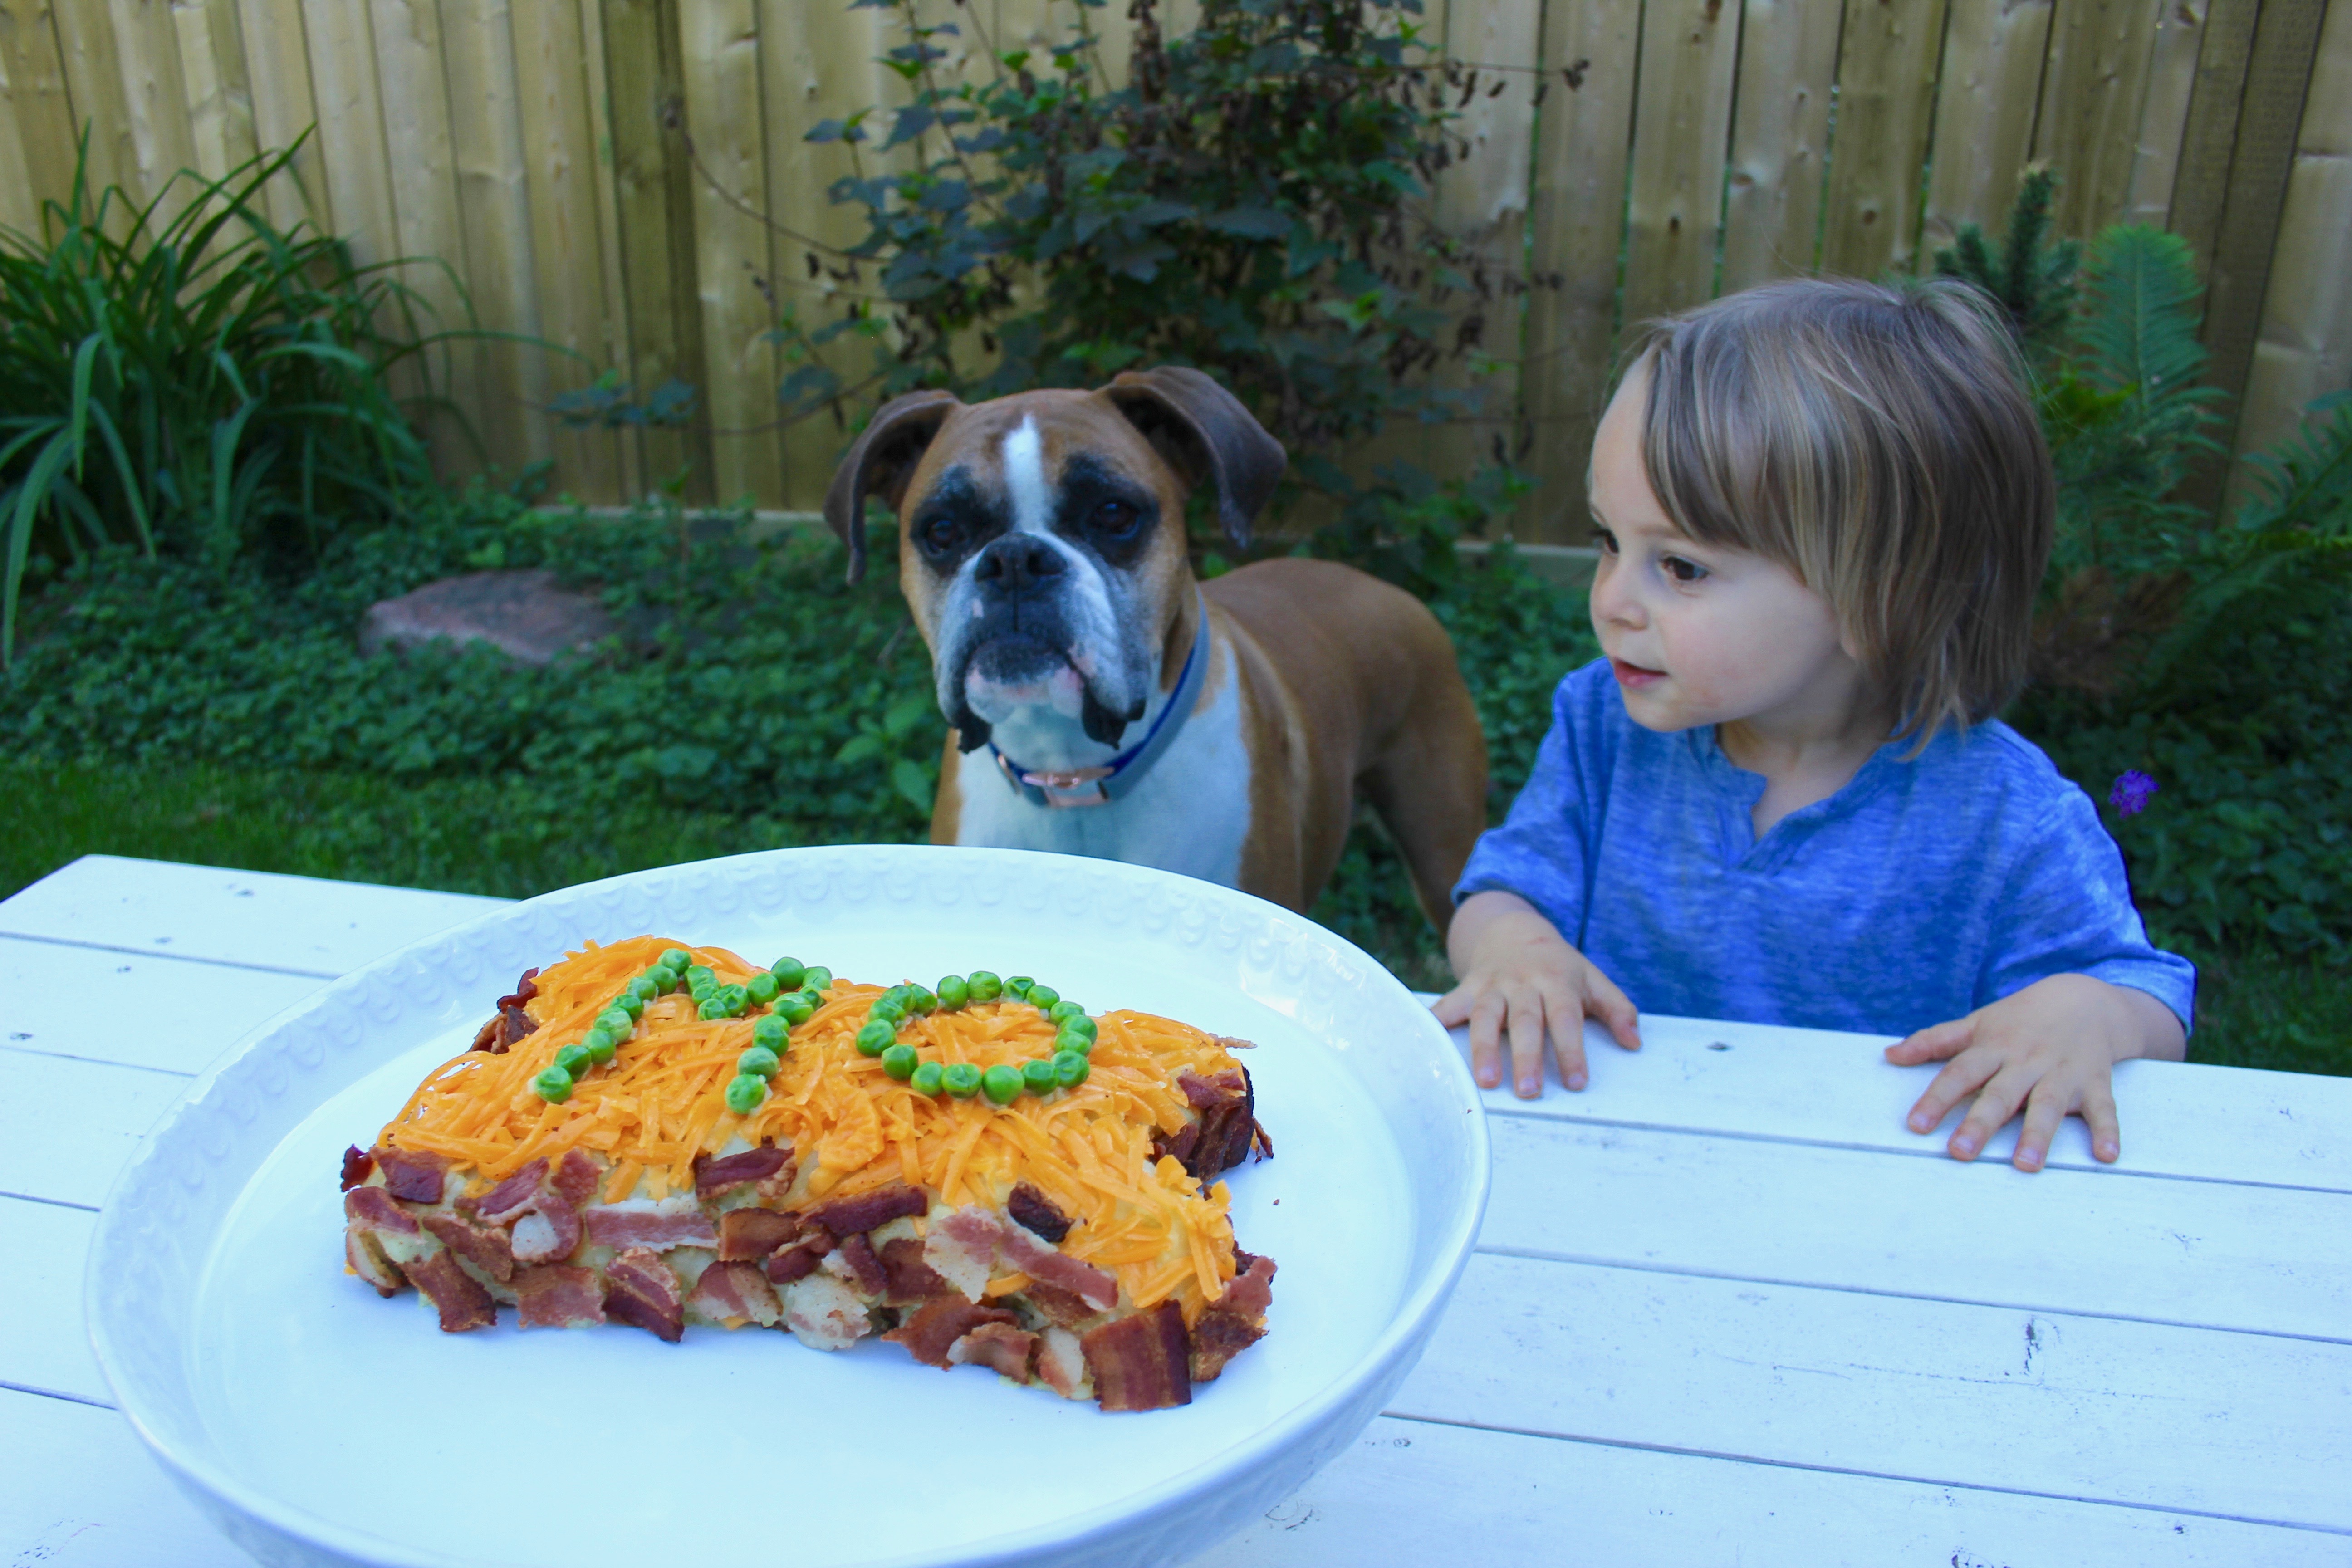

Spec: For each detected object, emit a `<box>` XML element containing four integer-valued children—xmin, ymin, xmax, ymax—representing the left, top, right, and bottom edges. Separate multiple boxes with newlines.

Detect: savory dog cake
<box><xmin>339</xmin><ymin>936</ymin><xmax>1274</xmax><ymax>1411</ymax></box>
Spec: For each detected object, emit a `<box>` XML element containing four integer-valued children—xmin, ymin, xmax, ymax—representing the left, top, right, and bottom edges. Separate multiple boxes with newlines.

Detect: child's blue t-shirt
<box><xmin>1454</xmin><ymin>659</ymin><xmax>2196</xmax><ymax>1036</ymax></box>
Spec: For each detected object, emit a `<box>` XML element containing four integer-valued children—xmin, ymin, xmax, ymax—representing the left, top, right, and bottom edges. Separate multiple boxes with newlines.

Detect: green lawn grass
<box><xmin>7</xmin><ymin>756</ymin><xmax>2343</xmax><ymax>1078</ymax></box>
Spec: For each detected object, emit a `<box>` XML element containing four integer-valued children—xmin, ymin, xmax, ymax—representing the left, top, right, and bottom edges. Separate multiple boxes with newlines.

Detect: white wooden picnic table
<box><xmin>2</xmin><ymin>854</ymin><xmax>2347</xmax><ymax>1567</ymax></box>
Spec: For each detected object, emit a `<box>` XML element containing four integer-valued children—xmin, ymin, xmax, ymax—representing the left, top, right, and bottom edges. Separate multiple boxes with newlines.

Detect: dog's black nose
<box><xmin>971</xmin><ymin>535</ymin><xmax>1066</xmax><ymax>592</ymax></box>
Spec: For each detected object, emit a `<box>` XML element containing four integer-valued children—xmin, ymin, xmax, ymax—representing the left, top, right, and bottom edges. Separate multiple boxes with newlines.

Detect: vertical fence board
<box><xmin>602</xmin><ymin>0</ymin><xmax>714</xmax><ymax>500</ymax></box>
<box><xmin>0</xmin><ymin>34</ymin><xmax>35</xmax><ymax>233</ymax></box>
<box><xmin>234</xmin><ymin>0</ymin><xmax>328</xmax><ymax>232</ymax></box>
<box><xmin>511</xmin><ymin>0</ymin><xmax>623</xmax><ymax>501</ymax></box>
<box><xmin>1721</xmin><ymin>0</ymin><xmax>1843</xmax><ymax>290</ymax></box>
<box><xmin>442</xmin><ymin>0</ymin><xmax>546</xmax><ymax>480</ymax></box>
<box><xmin>103</xmin><ymin>0</ymin><xmax>199</xmax><ymax>223</ymax></box>
<box><xmin>1922</xmin><ymin>0</ymin><xmax>2053</xmax><ymax>253</ymax></box>
<box><xmin>1624</xmin><ymin>0</ymin><xmax>1740</xmax><ymax>327</ymax></box>
<box><xmin>0</xmin><ymin>0</ymin><xmax>79</xmax><ymax>225</ymax></box>
<box><xmin>1820</xmin><ymin>0</ymin><xmax>1950</xmax><ymax>278</ymax></box>
<box><xmin>2222</xmin><ymin>0</ymin><xmax>2351</xmax><ymax>502</ymax></box>
<box><xmin>172</xmin><ymin>0</ymin><xmax>257</xmax><ymax>186</ymax></box>
<box><xmin>759</xmin><ymin>0</ymin><xmax>892</xmax><ymax>511</ymax></box>
<box><xmin>2033</xmin><ymin>0</ymin><xmax>2168</xmax><ymax>240</ymax></box>
<box><xmin>2121</xmin><ymin>0</ymin><xmax>2207</xmax><ymax>227</ymax></box>
<box><xmin>679</xmin><ymin>0</ymin><xmax>783</xmax><ymax>508</ymax></box>
<box><xmin>50</xmin><ymin>0</ymin><xmax>137</xmax><ymax>211</ymax></box>
<box><xmin>2163</xmin><ymin>0</ymin><xmax>2256</xmax><ymax>280</ymax></box>
<box><xmin>573</xmin><ymin>0</ymin><xmax>640</xmax><ymax>500</ymax></box>
<box><xmin>2193</xmin><ymin>0</ymin><xmax>2328</xmax><ymax>501</ymax></box>
<box><xmin>1521</xmin><ymin>0</ymin><xmax>1642</xmax><ymax>543</ymax></box>
<box><xmin>298</xmin><ymin>0</ymin><xmax>397</xmax><ymax>272</ymax></box>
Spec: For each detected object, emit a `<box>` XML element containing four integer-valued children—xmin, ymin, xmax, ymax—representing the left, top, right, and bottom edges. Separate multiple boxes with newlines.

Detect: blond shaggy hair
<box><xmin>1627</xmin><ymin>276</ymin><xmax>2053</xmax><ymax>747</ymax></box>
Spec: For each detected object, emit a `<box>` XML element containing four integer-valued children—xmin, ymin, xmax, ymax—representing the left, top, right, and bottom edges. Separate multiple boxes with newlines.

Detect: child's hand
<box><xmin>1434</xmin><ymin>890</ymin><xmax>1641</xmax><ymax>1098</ymax></box>
<box><xmin>1887</xmin><ymin>974</ymin><xmax>2187</xmax><ymax>1171</ymax></box>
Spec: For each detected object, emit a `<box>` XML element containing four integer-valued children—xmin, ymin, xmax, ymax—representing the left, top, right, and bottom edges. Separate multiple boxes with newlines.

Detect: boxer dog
<box><xmin>823</xmin><ymin>366</ymin><xmax>1486</xmax><ymax>930</ymax></box>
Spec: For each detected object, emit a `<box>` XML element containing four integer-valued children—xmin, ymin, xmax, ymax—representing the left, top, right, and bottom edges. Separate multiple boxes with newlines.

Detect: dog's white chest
<box><xmin>954</xmin><ymin>657</ymin><xmax>1252</xmax><ymax>887</ymax></box>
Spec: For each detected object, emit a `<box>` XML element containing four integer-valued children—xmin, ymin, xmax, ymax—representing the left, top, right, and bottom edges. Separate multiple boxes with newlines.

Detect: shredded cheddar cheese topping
<box><xmin>378</xmin><ymin>936</ymin><xmax>1253</xmax><ymax>1318</ymax></box>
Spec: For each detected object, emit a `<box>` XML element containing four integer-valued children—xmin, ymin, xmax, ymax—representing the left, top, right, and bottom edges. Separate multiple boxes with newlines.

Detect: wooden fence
<box><xmin>0</xmin><ymin>0</ymin><xmax>2344</xmax><ymax>541</ymax></box>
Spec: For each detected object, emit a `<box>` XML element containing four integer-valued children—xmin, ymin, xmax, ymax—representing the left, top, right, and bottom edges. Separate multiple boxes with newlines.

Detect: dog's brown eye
<box><xmin>1090</xmin><ymin>500</ymin><xmax>1139</xmax><ymax>536</ymax></box>
<box><xmin>920</xmin><ymin>517</ymin><xmax>960</xmax><ymax>554</ymax></box>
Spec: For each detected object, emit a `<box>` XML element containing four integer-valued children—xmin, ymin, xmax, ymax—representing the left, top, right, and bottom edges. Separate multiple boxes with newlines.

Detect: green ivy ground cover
<box><xmin>2</xmin><ymin>496</ymin><xmax>2342</xmax><ymax>1075</ymax></box>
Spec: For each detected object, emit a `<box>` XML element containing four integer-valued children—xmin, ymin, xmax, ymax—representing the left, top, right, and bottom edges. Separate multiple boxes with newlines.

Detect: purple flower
<box><xmin>2109</xmin><ymin>770</ymin><xmax>2159</xmax><ymax>817</ymax></box>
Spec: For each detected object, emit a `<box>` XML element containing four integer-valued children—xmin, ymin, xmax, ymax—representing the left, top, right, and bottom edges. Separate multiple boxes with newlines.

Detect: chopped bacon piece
<box><xmin>339</xmin><ymin>1146</ymin><xmax>375</xmax><ymax>1191</ymax></box>
<box><xmin>1036</xmin><ymin>1326</ymin><xmax>1088</xmax><ymax>1400</ymax></box>
<box><xmin>806</xmin><ymin>1183</ymin><xmax>927</xmax><ymax>1238</ymax></box>
<box><xmin>885</xmin><ymin>1299</ymin><xmax>1016</xmax><ymax>1369</ymax></box>
<box><xmin>687</xmin><ymin>1261</ymin><xmax>782</xmax><ymax>1328</ymax></box>
<box><xmin>949</xmin><ymin>1322</ymin><xmax>1037</xmax><ymax>1383</ymax></box>
<box><xmin>1083</xmin><ymin>1301</ymin><xmax>1193</xmax><ymax>1411</ymax></box>
<box><xmin>472</xmin><ymin>969</ymin><xmax>544</xmax><ymax>1055</ymax></box>
<box><xmin>1188</xmin><ymin>1310</ymin><xmax>1265</xmax><ymax>1383</ymax></box>
<box><xmin>878</xmin><ymin>1236</ymin><xmax>949</xmax><ymax>1303</ymax></box>
<box><xmin>406</xmin><ymin>1249</ymin><xmax>498</xmax><ymax>1333</ymax></box>
<box><xmin>468</xmin><ymin>1017</ymin><xmax>500</xmax><ymax>1053</ymax></box>
<box><xmin>1167</xmin><ymin>1068</ymin><xmax>1259</xmax><ymax>1179</ymax></box>
<box><xmin>717</xmin><ymin>1208</ymin><xmax>799</xmax><ymax>1261</ymax></box>
<box><xmin>343</xmin><ymin>1185</ymin><xmax>420</xmax><ymax>1235</ymax></box>
<box><xmin>923</xmin><ymin>1208</ymin><xmax>1003</xmax><ymax>1300</ymax></box>
<box><xmin>1219</xmin><ymin>1250</ymin><xmax>1277</xmax><ymax>1320</ymax></box>
<box><xmin>508</xmin><ymin>1196</ymin><xmax>582</xmax><ymax>1266</ymax></box>
<box><xmin>422</xmin><ymin>1212</ymin><xmax>516</xmax><ymax>1284</ymax></box>
<box><xmin>500</xmin><ymin>968</ymin><xmax>541</xmax><ymax>1009</ymax></box>
<box><xmin>1006</xmin><ymin>1183</ymin><xmax>1073</xmax><ymax>1243</ymax></box>
<box><xmin>781</xmin><ymin>1272</ymin><xmax>873</xmax><ymax>1350</ymax></box>
<box><xmin>834</xmin><ymin>1232</ymin><xmax>889</xmax><ymax>1297</ymax></box>
<box><xmin>476</xmin><ymin>1159</ymin><xmax>550</xmax><ymax>1225</ymax></box>
<box><xmin>764</xmin><ymin>1236</ymin><xmax>827</xmax><ymax>1285</ymax></box>
<box><xmin>372</xmin><ymin>1146</ymin><xmax>450</xmax><ymax>1204</ymax></box>
<box><xmin>603</xmin><ymin>1247</ymin><xmax>684</xmax><ymax>1343</ymax></box>
<box><xmin>550</xmin><ymin>1150</ymin><xmax>600</xmax><ymax>1209</ymax></box>
<box><xmin>346</xmin><ymin>1230</ymin><xmax>405</xmax><ymax>1296</ymax></box>
<box><xmin>1022</xmin><ymin>1280</ymin><xmax>1105</xmax><ymax>1332</ymax></box>
<box><xmin>583</xmin><ymin>1206</ymin><xmax>718</xmax><ymax>1251</ymax></box>
<box><xmin>1151</xmin><ymin>1121</ymin><xmax>1200</xmax><ymax>1171</ymax></box>
<box><xmin>495</xmin><ymin>1004</ymin><xmax>537</xmax><ymax>1051</ymax></box>
<box><xmin>693</xmin><ymin>1145</ymin><xmax>792</xmax><ymax>1196</ymax></box>
<box><xmin>515</xmin><ymin>1265</ymin><xmax>605</xmax><ymax>1329</ymax></box>
<box><xmin>1179</xmin><ymin>1070</ymin><xmax>1245</xmax><ymax>1110</ymax></box>
<box><xmin>994</xmin><ymin>1222</ymin><xmax>1117</xmax><ymax>1311</ymax></box>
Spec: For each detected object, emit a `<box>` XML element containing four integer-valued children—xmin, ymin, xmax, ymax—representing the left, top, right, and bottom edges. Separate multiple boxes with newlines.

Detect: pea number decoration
<box><xmin>862</xmin><ymin>971</ymin><xmax>1096</xmax><ymax>1104</ymax></box>
<box><xmin>530</xmin><ymin>951</ymin><xmax>1096</xmax><ymax>1113</ymax></box>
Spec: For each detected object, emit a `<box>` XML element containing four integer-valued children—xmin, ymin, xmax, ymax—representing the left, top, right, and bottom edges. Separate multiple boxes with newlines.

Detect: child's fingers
<box><xmin>1465</xmin><ymin>989</ymin><xmax>1509</xmax><ymax>1091</ymax></box>
<box><xmin>1904</xmin><ymin>1040</ymin><xmax>1994</xmax><ymax>1136</ymax></box>
<box><xmin>2011</xmin><ymin>1083</ymin><xmax>2070</xmax><ymax>1173</ymax></box>
<box><xmin>2082</xmin><ymin>1078</ymin><xmax>2122</xmax><ymax>1164</ymax></box>
<box><xmin>1504</xmin><ymin>982</ymin><xmax>1552</xmax><ymax>1099</ymax></box>
<box><xmin>1430</xmin><ymin>985</ymin><xmax>1473</xmax><ymax>1028</ymax></box>
<box><xmin>1948</xmin><ymin>1063</ymin><xmax>2033</xmax><ymax>1161</ymax></box>
<box><xmin>1583</xmin><ymin>966</ymin><xmax>1642</xmax><ymax>1053</ymax></box>
<box><xmin>1886</xmin><ymin>1016</ymin><xmax>1972</xmax><ymax>1066</ymax></box>
<box><xmin>1538</xmin><ymin>978</ymin><xmax>1588</xmax><ymax>1093</ymax></box>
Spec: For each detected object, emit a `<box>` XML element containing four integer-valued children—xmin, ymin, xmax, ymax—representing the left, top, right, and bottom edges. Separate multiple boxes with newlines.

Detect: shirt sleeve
<box><xmin>1981</xmin><ymin>783</ymin><xmax>2198</xmax><ymax>1033</ymax></box>
<box><xmin>1451</xmin><ymin>666</ymin><xmax>1598</xmax><ymax>942</ymax></box>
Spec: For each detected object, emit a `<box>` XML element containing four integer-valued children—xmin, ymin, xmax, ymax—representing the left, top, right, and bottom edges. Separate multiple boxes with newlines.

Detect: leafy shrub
<box><xmin>0</xmin><ymin>138</ymin><xmax>461</xmax><ymax>662</ymax></box>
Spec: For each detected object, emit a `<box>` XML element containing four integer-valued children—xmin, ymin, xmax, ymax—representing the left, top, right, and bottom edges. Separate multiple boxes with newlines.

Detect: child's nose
<box><xmin>1589</xmin><ymin>561</ymin><xmax>1644</xmax><ymax>629</ymax></box>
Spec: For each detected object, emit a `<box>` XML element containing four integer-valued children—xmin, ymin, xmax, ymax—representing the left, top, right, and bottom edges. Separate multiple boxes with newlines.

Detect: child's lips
<box><xmin>1609</xmin><ymin>657</ymin><xmax>1666</xmax><ymax>688</ymax></box>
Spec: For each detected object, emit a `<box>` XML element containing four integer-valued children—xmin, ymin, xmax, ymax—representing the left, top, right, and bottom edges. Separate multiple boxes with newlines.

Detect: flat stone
<box><xmin>358</xmin><ymin>569</ymin><xmax>615</xmax><ymax>666</ymax></box>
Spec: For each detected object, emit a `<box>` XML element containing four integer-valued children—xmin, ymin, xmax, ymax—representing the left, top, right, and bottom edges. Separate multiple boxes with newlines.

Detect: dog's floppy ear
<box><xmin>1103</xmin><ymin>367</ymin><xmax>1285</xmax><ymax>549</ymax></box>
<box><xmin>823</xmin><ymin>389</ymin><xmax>960</xmax><ymax>583</ymax></box>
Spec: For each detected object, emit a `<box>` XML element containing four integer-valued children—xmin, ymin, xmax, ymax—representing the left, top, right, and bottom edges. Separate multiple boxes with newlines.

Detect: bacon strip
<box><xmin>339</xmin><ymin>1146</ymin><xmax>375</xmax><ymax>1191</ymax></box>
<box><xmin>509</xmin><ymin>1196</ymin><xmax>582</xmax><ymax>1265</ymax></box>
<box><xmin>476</xmin><ymin>1159</ymin><xmax>550</xmax><ymax>1225</ymax></box>
<box><xmin>372</xmin><ymin>1146</ymin><xmax>450</xmax><ymax>1204</ymax></box>
<box><xmin>1168</xmin><ymin>1069</ymin><xmax>1259</xmax><ymax>1179</ymax></box>
<box><xmin>346</xmin><ymin>1230</ymin><xmax>405</xmax><ymax>1296</ymax></box>
<box><xmin>343</xmin><ymin>1185</ymin><xmax>419</xmax><ymax>1235</ymax></box>
<box><xmin>885</xmin><ymin>1299</ymin><xmax>1016</xmax><ymax>1369</ymax></box>
<box><xmin>878</xmin><ymin>1236</ymin><xmax>949</xmax><ymax>1303</ymax></box>
<box><xmin>422</xmin><ymin>1212</ymin><xmax>516</xmax><ymax>1284</ymax></box>
<box><xmin>515</xmin><ymin>1265</ymin><xmax>605</xmax><ymax>1329</ymax></box>
<box><xmin>806</xmin><ymin>1183</ymin><xmax>927</xmax><ymax>1237</ymax></box>
<box><xmin>717</xmin><ymin>1208</ymin><xmax>800</xmax><ymax>1261</ymax></box>
<box><xmin>994</xmin><ymin>1220</ymin><xmax>1117</xmax><ymax>1310</ymax></box>
<box><xmin>834</xmin><ymin>1232</ymin><xmax>889</xmax><ymax>1297</ymax></box>
<box><xmin>603</xmin><ymin>1248</ymin><xmax>684</xmax><ymax>1343</ymax></box>
<box><xmin>551</xmin><ymin>1150</ymin><xmax>600</xmax><ymax>1208</ymax></box>
<box><xmin>688</xmin><ymin>1260</ymin><xmax>783</xmax><ymax>1327</ymax></box>
<box><xmin>1083</xmin><ymin>1301</ymin><xmax>1192</xmax><ymax>1411</ymax></box>
<box><xmin>1006</xmin><ymin>1182</ymin><xmax>1073</xmax><ymax>1243</ymax></box>
<box><xmin>694</xmin><ymin>1145</ymin><xmax>791</xmax><ymax>1196</ymax></box>
<box><xmin>583</xmin><ymin>1207</ymin><xmax>718</xmax><ymax>1251</ymax></box>
<box><xmin>765</xmin><ymin>1237</ymin><xmax>827</xmax><ymax>1284</ymax></box>
<box><xmin>407</xmin><ymin>1250</ymin><xmax>497</xmax><ymax>1333</ymax></box>
<box><xmin>949</xmin><ymin>1322</ymin><xmax>1037</xmax><ymax>1383</ymax></box>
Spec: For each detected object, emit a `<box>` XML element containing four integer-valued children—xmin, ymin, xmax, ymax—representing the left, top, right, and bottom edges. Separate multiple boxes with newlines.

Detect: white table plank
<box><xmin>1</xmin><ymin>1196</ymin><xmax>105</xmax><ymax>1405</ymax></box>
<box><xmin>1205</xmin><ymin>1415</ymin><xmax>2352</xmax><ymax>1568</ymax></box>
<box><xmin>1455</xmin><ymin>1015</ymin><xmax>2352</xmax><ymax>1193</ymax></box>
<box><xmin>0</xmin><ymin>936</ymin><xmax>326</xmax><ymax>1075</ymax></box>
<box><xmin>1481</xmin><ymin>1113</ymin><xmax>2352</xmax><ymax>1342</ymax></box>
<box><xmin>0</xmin><ymin>1391</ymin><xmax>252</xmax><ymax>1568</ymax></box>
<box><xmin>0</xmin><ymin>1052</ymin><xmax>191</xmax><ymax>1210</ymax></box>
<box><xmin>1391</xmin><ymin>1252</ymin><xmax>2352</xmax><ymax>1530</ymax></box>
<box><xmin>0</xmin><ymin>854</ymin><xmax>507</xmax><ymax>976</ymax></box>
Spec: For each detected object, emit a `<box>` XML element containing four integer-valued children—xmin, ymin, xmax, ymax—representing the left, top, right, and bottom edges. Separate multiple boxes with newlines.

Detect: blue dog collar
<box><xmin>989</xmin><ymin>591</ymin><xmax>1213</xmax><ymax>809</ymax></box>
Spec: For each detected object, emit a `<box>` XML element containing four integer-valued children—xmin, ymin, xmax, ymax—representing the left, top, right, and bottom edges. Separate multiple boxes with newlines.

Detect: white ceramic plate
<box><xmin>88</xmin><ymin>846</ymin><xmax>1488</xmax><ymax>1568</ymax></box>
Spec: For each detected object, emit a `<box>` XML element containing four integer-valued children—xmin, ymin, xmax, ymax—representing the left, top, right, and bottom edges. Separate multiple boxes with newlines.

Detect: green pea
<box><xmin>610</xmin><ymin>992</ymin><xmax>646</xmax><ymax>1022</ymax></box>
<box><xmin>910</xmin><ymin>1060</ymin><xmax>946</xmax><ymax>1096</ymax></box>
<box><xmin>1057</xmin><ymin>1013</ymin><xmax>1098</xmax><ymax>1044</ymax></box>
<box><xmin>1052</xmin><ymin>1049</ymin><xmax>1090</xmax><ymax>1088</ymax></box>
<box><xmin>738</xmin><ymin>1044</ymin><xmax>781</xmax><ymax>1078</ymax></box>
<box><xmin>724</xmin><ymin>1073</ymin><xmax>768</xmax><ymax>1115</ymax></box>
<box><xmin>907</xmin><ymin>986</ymin><xmax>939</xmax><ymax>1015</ymax></box>
<box><xmin>881</xmin><ymin>1043</ymin><xmax>919</xmax><ymax>1081</ymax></box>
<box><xmin>770</xmin><ymin>957</ymin><xmax>806</xmax><ymax>990</ymax></box>
<box><xmin>1046</xmin><ymin>999</ymin><xmax>1084</xmax><ymax>1025</ymax></box>
<box><xmin>746</xmin><ymin>970</ymin><xmax>780</xmax><ymax>1004</ymax></box>
<box><xmin>966</xmin><ymin>970</ymin><xmax>1002</xmax><ymax>1003</ymax></box>
<box><xmin>1027</xmin><ymin>983</ymin><xmax>1061</xmax><ymax>1010</ymax></box>
<box><xmin>597</xmin><ymin>1008</ymin><xmax>635</xmax><ymax>1039</ymax></box>
<box><xmin>774</xmin><ymin>992</ymin><xmax>816</xmax><ymax>1026</ymax></box>
<box><xmin>869</xmin><ymin>995</ymin><xmax>906</xmax><ymax>1024</ymax></box>
<box><xmin>647</xmin><ymin>964</ymin><xmax>681</xmax><ymax>995</ymax></box>
<box><xmin>555</xmin><ymin>1043</ymin><xmax>594</xmax><ymax>1076</ymax></box>
<box><xmin>981</xmin><ymin>1063</ymin><xmax>1024</xmax><ymax>1105</ymax></box>
<box><xmin>689</xmin><ymin>977</ymin><xmax>717</xmax><ymax>1003</ymax></box>
<box><xmin>625</xmin><ymin>975</ymin><xmax>660</xmax><ymax>1004</ymax></box>
<box><xmin>855</xmin><ymin>1018</ymin><xmax>897</xmax><ymax>1057</ymax></box>
<box><xmin>658</xmin><ymin>947</ymin><xmax>692</xmax><ymax>973</ymax></box>
<box><xmin>1021</xmin><ymin>1057</ymin><xmax>1058</xmax><ymax>1094</ymax></box>
<box><xmin>1004</xmin><ymin>975</ymin><xmax>1035</xmax><ymax>1001</ymax></box>
<box><xmin>936</xmin><ymin>975</ymin><xmax>970</xmax><ymax>1010</ymax></box>
<box><xmin>942</xmin><ymin>1062</ymin><xmax>983</xmax><ymax>1098</ymax></box>
<box><xmin>584</xmin><ymin>1032</ymin><xmax>617</xmax><ymax>1066</ymax></box>
<box><xmin>685</xmin><ymin>964</ymin><xmax>716</xmax><ymax>989</ymax></box>
<box><xmin>751</xmin><ymin>1014</ymin><xmax>789</xmax><ymax>1051</ymax></box>
<box><xmin>533</xmin><ymin>1065</ymin><xmax>573</xmax><ymax>1102</ymax></box>
<box><xmin>718</xmin><ymin>984</ymin><xmax>750</xmax><ymax>1017</ymax></box>
<box><xmin>697</xmin><ymin>997</ymin><xmax>730</xmax><ymax>1021</ymax></box>
<box><xmin>803</xmin><ymin>966</ymin><xmax>833</xmax><ymax>994</ymax></box>
<box><xmin>1056</xmin><ymin>1023</ymin><xmax>1096</xmax><ymax>1058</ymax></box>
